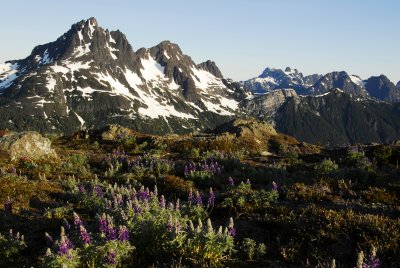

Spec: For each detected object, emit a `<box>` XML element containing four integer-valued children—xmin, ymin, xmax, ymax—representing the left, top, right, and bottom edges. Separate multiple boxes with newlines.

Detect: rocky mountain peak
<box><xmin>0</xmin><ymin>18</ymin><xmax>239</xmax><ymax>135</ymax></box>
<box><xmin>364</xmin><ymin>75</ymin><xmax>400</xmax><ymax>102</ymax></box>
<box><xmin>197</xmin><ymin>60</ymin><xmax>223</xmax><ymax>79</ymax></box>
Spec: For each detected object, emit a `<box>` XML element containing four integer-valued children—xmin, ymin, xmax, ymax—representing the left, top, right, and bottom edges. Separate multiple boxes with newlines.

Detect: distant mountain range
<box><xmin>242</xmin><ymin>67</ymin><xmax>400</xmax><ymax>102</ymax></box>
<box><xmin>1</xmin><ymin>17</ymin><xmax>400</xmax><ymax>145</ymax></box>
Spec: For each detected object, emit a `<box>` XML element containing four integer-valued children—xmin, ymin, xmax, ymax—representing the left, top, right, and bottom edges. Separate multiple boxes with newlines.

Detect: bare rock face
<box><xmin>0</xmin><ymin>132</ymin><xmax>57</xmax><ymax>160</ymax></box>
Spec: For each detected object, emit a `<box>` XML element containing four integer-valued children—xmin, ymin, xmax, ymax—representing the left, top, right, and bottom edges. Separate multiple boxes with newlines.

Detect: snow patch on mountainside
<box><xmin>349</xmin><ymin>75</ymin><xmax>364</xmax><ymax>86</ymax></box>
<box><xmin>135</xmin><ymin>87</ymin><xmax>195</xmax><ymax>119</ymax></box>
<box><xmin>96</xmin><ymin>72</ymin><xmax>137</xmax><ymax>101</ymax></box>
<box><xmin>140</xmin><ymin>56</ymin><xmax>165</xmax><ymax>82</ymax></box>
<box><xmin>0</xmin><ymin>62</ymin><xmax>20</xmax><ymax>89</ymax></box>
<box><xmin>191</xmin><ymin>67</ymin><xmax>224</xmax><ymax>90</ymax></box>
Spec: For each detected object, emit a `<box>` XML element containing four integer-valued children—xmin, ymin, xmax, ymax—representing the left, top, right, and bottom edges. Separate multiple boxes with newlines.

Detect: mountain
<box><xmin>364</xmin><ymin>75</ymin><xmax>400</xmax><ymax>102</ymax></box>
<box><xmin>0</xmin><ymin>18</ymin><xmax>240</xmax><ymax>134</ymax></box>
<box><xmin>309</xmin><ymin>71</ymin><xmax>367</xmax><ymax>96</ymax></box>
<box><xmin>242</xmin><ymin>88</ymin><xmax>400</xmax><ymax>145</ymax></box>
<box><xmin>242</xmin><ymin>68</ymin><xmax>400</xmax><ymax>103</ymax></box>
<box><xmin>241</xmin><ymin>67</ymin><xmax>321</xmax><ymax>94</ymax></box>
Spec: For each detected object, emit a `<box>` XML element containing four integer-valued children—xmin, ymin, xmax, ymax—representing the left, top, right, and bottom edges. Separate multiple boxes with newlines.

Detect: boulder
<box><xmin>100</xmin><ymin>124</ymin><xmax>134</xmax><ymax>141</ymax></box>
<box><xmin>213</xmin><ymin>118</ymin><xmax>277</xmax><ymax>139</ymax></box>
<box><xmin>0</xmin><ymin>132</ymin><xmax>57</xmax><ymax>160</ymax></box>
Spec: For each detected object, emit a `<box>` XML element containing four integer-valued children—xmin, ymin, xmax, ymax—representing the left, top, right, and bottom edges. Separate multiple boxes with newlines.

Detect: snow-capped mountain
<box><xmin>309</xmin><ymin>71</ymin><xmax>367</xmax><ymax>96</ymax></box>
<box><xmin>0</xmin><ymin>18</ymin><xmax>241</xmax><ymax>134</ymax></box>
<box><xmin>241</xmin><ymin>67</ymin><xmax>400</xmax><ymax>102</ymax></box>
<box><xmin>241</xmin><ymin>67</ymin><xmax>321</xmax><ymax>94</ymax></box>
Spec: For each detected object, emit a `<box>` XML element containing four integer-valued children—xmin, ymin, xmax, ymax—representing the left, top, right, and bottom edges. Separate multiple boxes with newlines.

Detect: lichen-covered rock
<box><xmin>100</xmin><ymin>124</ymin><xmax>134</xmax><ymax>141</ymax></box>
<box><xmin>0</xmin><ymin>132</ymin><xmax>57</xmax><ymax>160</ymax></box>
<box><xmin>213</xmin><ymin>118</ymin><xmax>277</xmax><ymax>139</ymax></box>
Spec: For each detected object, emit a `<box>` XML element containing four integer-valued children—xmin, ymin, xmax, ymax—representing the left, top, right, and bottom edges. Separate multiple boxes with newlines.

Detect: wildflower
<box><xmin>78</xmin><ymin>184</ymin><xmax>86</xmax><ymax>193</ymax></box>
<box><xmin>207</xmin><ymin>188</ymin><xmax>215</xmax><ymax>207</ymax></box>
<box><xmin>228</xmin><ymin>177</ymin><xmax>235</xmax><ymax>186</ymax></box>
<box><xmin>245</xmin><ymin>179</ymin><xmax>251</xmax><ymax>185</ymax></box>
<box><xmin>118</xmin><ymin>225</ymin><xmax>129</xmax><ymax>242</ymax></box>
<box><xmin>4</xmin><ymin>197</ymin><xmax>12</xmax><ymax>213</ymax></box>
<box><xmin>105</xmin><ymin>223</ymin><xmax>116</xmax><ymax>241</ymax></box>
<box><xmin>207</xmin><ymin>218</ymin><xmax>214</xmax><ymax>234</ymax></box>
<box><xmin>272</xmin><ymin>181</ymin><xmax>278</xmax><ymax>191</ymax></box>
<box><xmin>63</xmin><ymin>218</ymin><xmax>71</xmax><ymax>231</ymax></box>
<box><xmin>57</xmin><ymin>233</ymin><xmax>74</xmax><ymax>258</ymax></box>
<box><xmin>228</xmin><ymin>217</ymin><xmax>236</xmax><ymax>237</ymax></box>
<box><xmin>45</xmin><ymin>232</ymin><xmax>54</xmax><ymax>247</ymax></box>
<box><xmin>99</xmin><ymin>213</ymin><xmax>108</xmax><ymax>234</ymax></box>
<box><xmin>167</xmin><ymin>215</ymin><xmax>174</xmax><ymax>232</ymax></box>
<box><xmin>73</xmin><ymin>212</ymin><xmax>83</xmax><ymax>228</ymax></box>
<box><xmin>134</xmin><ymin>203</ymin><xmax>142</xmax><ymax>214</ymax></box>
<box><xmin>195</xmin><ymin>191</ymin><xmax>203</xmax><ymax>206</ymax></box>
<box><xmin>79</xmin><ymin>225</ymin><xmax>92</xmax><ymax>245</ymax></box>
<box><xmin>94</xmin><ymin>185</ymin><xmax>103</xmax><ymax>197</ymax></box>
<box><xmin>175</xmin><ymin>199</ymin><xmax>180</xmax><ymax>211</ymax></box>
<box><xmin>153</xmin><ymin>185</ymin><xmax>158</xmax><ymax>197</ymax></box>
<box><xmin>188</xmin><ymin>188</ymin><xmax>194</xmax><ymax>205</ymax></box>
<box><xmin>106</xmin><ymin>249</ymin><xmax>117</xmax><ymax>265</ymax></box>
<box><xmin>159</xmin><ymin>195</ymin><xmax>166</xmax><ymax>209</ymax></box>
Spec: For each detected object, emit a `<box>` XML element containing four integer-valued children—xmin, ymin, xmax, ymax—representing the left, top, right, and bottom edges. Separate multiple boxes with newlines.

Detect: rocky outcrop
<box><xmin>212</xmin><ymin>118</ymin><xmax>277</xmax><ymax>138</ymax></box>
<box><xmin>0</xmin><ymin>132</ymin><xmax>57</xmax><ymax>160</ymax></box>
<box><xmin>197</xmin><ymin>60</ymin><xmax>223</xmax><ymax>79</ymax></box>
<box><xmin>99</xmin><ymin>124</ymin><xmax>135</xmax><ymax>141</ymax></box>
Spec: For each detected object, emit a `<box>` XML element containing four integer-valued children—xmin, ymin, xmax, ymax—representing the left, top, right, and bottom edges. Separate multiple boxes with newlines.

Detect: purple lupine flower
<box><xmin>105</xmin><ymin>223</ymin><xmax>116</xmax><ymax>241</ymax></box>
<box><xmin>188</xmin><ymin>188</ymin><xmax>194</xmax><ymax>205</ymax></box>
<box><xmin>45</xmin><ymin>232</ymin><xmax>54</xmax><ymax>247</ymax></box>
<box><xmin>134</xmin><ymin>203</ymin><xmax>142</xmax><ymax>214</ymax></box>
<box><xmin>94</xmin><ymin>185</ymin><xmax>103</xmax><ymax>197</ymax></box>
<box><xmin>195</xmin><ymin>191</ymin><xmax>203</xmax><ymax>206</ymax></box>
<box><xmin>363</xmin><ymin>256</ymin><xmax>381</xmax><ymax>268</ymax></box>
<box><xmin>99</xmin><ymin>214</ymin><xmax>108</xmax><ymax>234</ymax></box>
<box><xmin>73</xmin><ymin>212</ymin><xmax>83</xmax><ymax>228</ymax></box>
<box><xmin>9</xmin><ymin>166</ymin><xmax>17</xmax><ymax>174</ymax></box>
<box><xmin>78</xmin><ymin>184</ymin><xmax>86</xmax><ymax>194</ymax></box>
<box><xmin>228</xmin><ymin>227</ymin><xmax>236</xmax><ymax>237</ymax></box>
<box><xmin>106</xmin><ymin>250</ymin><xmax>117</xmax><ymax>265</ymax></box>
<box><xmin>167</xmin><ymin>216</ymin><xmax>174</xmax><ymax>232</ymax></box>
<box><xmin>272</xmin><ymin>181</ymin><xmax>278</xmax><ymax>191</ymax></box>
<box><xmin>159</xmin><ymin>195</ymin><xmax>166</xmax><ymax>209</ymax></box>
<box><xmin>228</xmin><ymin>217</ymin><xmax>236</xmax><ymax>237</ymax></box>
<box><xmin>245</xmin><ymin>179</ymin><xmax>251</xmax><ymax>185</ymax></box>
<box><xmin>4</xmin><ymin>197</ymin><xmax>12</xmax><ymax>213</ymax></box>
<box><xmin>79</xmin><ymin>225</ymin><xmax>92</xmax><ymax>245</ymax></box>
<box><xmin>228</xmin><ymin>177</ymin><xmax>235</xmax><ymax>186</ymax></box>
<box><xmin>118</xmin><ymin>225</ymin><xmax>129</xmax><ymax>242</ymax></box>
<box><xmin>57</xmin><ymin>235</ymin><xmax>74</xmax><ymax>258</ymax></box>
<box><xmin>207</xmin><ymin>188</ymin><xmax>215</xmax><ymax>207</ymax></box>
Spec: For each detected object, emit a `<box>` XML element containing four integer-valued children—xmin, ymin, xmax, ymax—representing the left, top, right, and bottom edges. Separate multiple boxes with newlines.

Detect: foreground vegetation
<box><xmin>0</xmin><ymin>126</ymin><xmax>399</xmax><ymax>267</ymax></box>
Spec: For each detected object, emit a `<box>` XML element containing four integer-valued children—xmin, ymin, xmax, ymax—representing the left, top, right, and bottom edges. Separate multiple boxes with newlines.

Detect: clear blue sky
<box><xmin>1</xmin><ymin>0</ymin><xmax>399</xmax><ymax>82</ymax></box>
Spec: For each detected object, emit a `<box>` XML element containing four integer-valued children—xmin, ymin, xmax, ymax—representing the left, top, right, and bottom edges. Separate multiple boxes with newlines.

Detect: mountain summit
<box><xmin>0</xmin><ymin>18</ymin><xmax>240</xmax><ymax>134</ymax></box>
